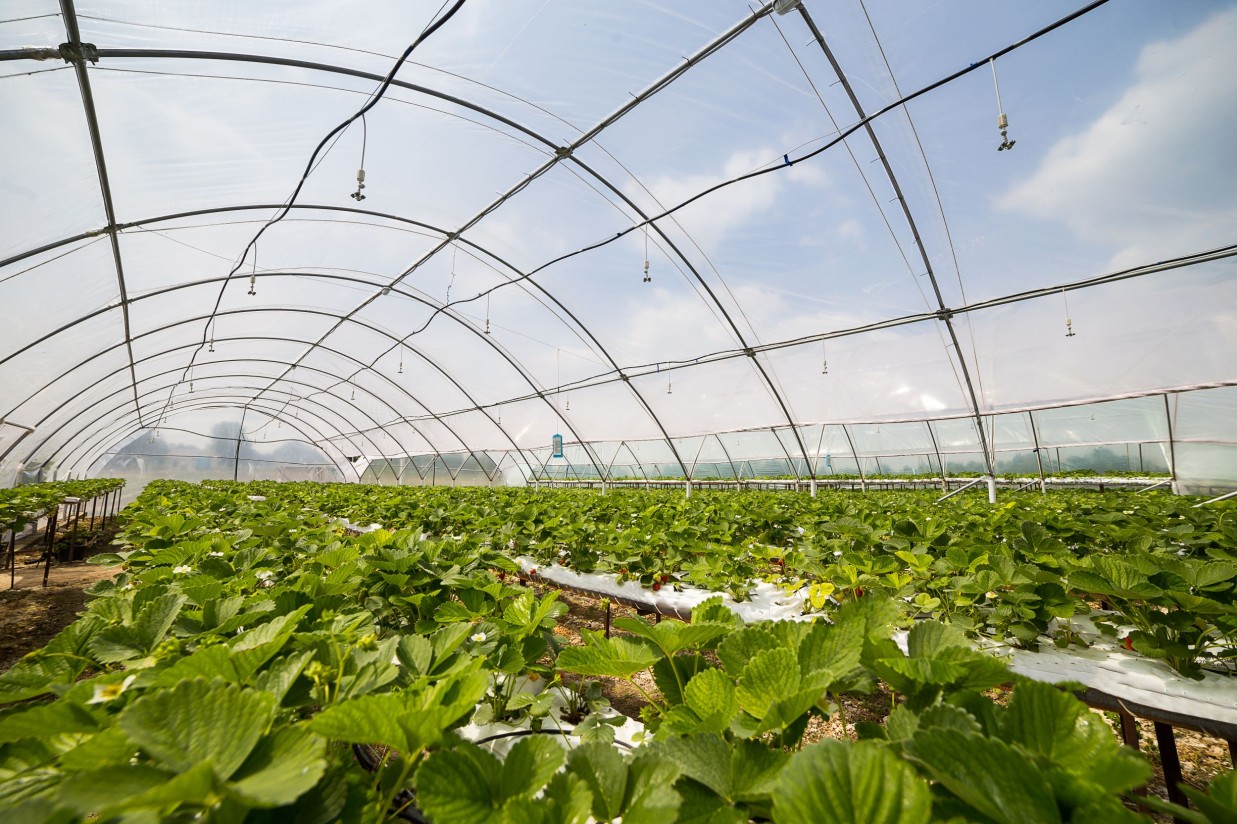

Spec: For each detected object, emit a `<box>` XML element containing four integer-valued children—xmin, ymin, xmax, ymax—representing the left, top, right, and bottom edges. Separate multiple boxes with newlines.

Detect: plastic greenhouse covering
<box><xmin>1</xmin><ymin>0</ymin><xmax>1235</xmax><ymax>495</ymax></box>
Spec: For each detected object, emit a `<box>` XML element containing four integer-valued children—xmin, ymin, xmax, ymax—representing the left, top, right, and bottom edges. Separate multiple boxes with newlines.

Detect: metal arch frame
<box><xmin>13</xmin><ymin>350</ymin><xmax>436</xmax><ymax>471</ymax></box>
<box><xmin>79</xmin><ymin>393</ymin><xmax>362</xmax><ymax>482</ymax></box>
<box><xmin>53</xmin><ymin>380</ymin><xmax>383</xmax><ymax>477</ymax></box>
<box><xmin>8</xmin><ymin>341</ymin><xmax>450</xmax><ymax>478</ymax></box>
<box><xmin>85</xmin><ymin>397</ymin><xmax>362</xmax><ymax>482</ymax></box>
<box><xmin>2</xmin><ymin>241</ymin><xmax>615</xmax><ymax>485</ymax></box>
<box><xmin>63</xmin><ymin>388</ymin><xmax>372</xmax><ymax>480</ymax></box>
<box><xmin>0</xmin><ymin>333</ymin><xmax>462</xmax><ymax>479</ymax></box>
<box><xmin>796</xmin><ymin>4</ymin><xmax>996</xmax><ymax>481</ymax></box>
<box><xmin>80</xmin><ymin>18</ymin><xmax>788</xmax><ymax>478</ymax></box>
<box><xmin>64</xmin><ymin>392</ymin><xmax>362</xmax><ymax>483</ymax></box>
<box><xmin>56</xmin><ymin>0</ymin><xmax>144</xmax><ymax>428</ymax></box>
<box><xmin>37</xmin><ymin>364</ymin><xmax>423</xmax><ymax>475</ymax></box>
<box><xmin>1</xmin><ymin>201</ymin><xmax>666</xmax><ymax>483</ymax></box>
<box><xmin>4</xmin><ymin>302</ymin><xmax>544</xmax><ymax>476</ymax></box>
<box><xmin>0</xmin><ymin>4</ymin><xmax>1138</xmax><ymax>482</ymax></box>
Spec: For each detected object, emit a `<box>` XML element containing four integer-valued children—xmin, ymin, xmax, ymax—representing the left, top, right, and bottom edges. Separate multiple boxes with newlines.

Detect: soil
<box><xmin>0</xmin><ymin>518</ymin><xmax>122</xmax><ymax>672</ymax></box>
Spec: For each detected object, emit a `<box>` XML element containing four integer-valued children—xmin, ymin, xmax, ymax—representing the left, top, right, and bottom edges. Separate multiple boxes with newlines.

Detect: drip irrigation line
<box><xmin>154</xmin><ymin>0</ymin><xmax>470</xmax><ymax>426</ymax></box>
<box><xmin>471</xmin><ymin>726</ymin><xmax>637</xmax><ymax>750</ymax></box>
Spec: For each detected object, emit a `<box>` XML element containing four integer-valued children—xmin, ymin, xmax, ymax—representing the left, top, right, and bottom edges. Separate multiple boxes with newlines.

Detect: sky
<box><xmin>0</xmin><ymin>0</ymin><xmax>1234</xmax><ymax>484</ymax></box>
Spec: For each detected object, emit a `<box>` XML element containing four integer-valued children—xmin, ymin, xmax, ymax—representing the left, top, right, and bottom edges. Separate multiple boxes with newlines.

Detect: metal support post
<box><xmin>1153</xmin><ymin>722</ymin><xmax>1189</xmax><ymax>819</ymax></box>
<box><xmin>1163</xmin><ymin>395</ymin><xmax>1178</xmax><ymax>495</ymax></box>
<box><xmin>1027</xmin><ymin>412</ymin><xmax>1047</xmax><ymax>494</ymax></box>
<box><xmin>66</xmin><ymin>498</ymin><xmax>82</xmax><ymax>561</ymax></box>
<box><xmin>7</xmin><ymin>530</ymin><xmax>15</xmax><ymax>590</ymax></box>
<box><xmin>42</xmin><ymin>505</ymin><xmax>59</xmax><ymax>587</ymax></box>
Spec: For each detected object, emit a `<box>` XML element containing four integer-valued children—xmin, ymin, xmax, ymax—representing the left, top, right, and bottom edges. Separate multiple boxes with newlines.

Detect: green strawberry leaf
<box><xmin>772</xmin><ymin>739</ymin><xmax>931</xmax><ymax>824</ymax></box>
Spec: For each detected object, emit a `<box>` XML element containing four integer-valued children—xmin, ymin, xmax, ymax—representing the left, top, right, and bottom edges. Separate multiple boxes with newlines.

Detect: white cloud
<box><xmin>836</xmin><ymin>219</ymin><xmax>864</xmax><ymax>244</ymax></box>
<box><xmin>998</xmin><ymin>7</ymin><xmax>1237</xmax><ymax>269</ymax></box>
<box><xmin>631</xmin><ymin>147</ymin><xmax>829</xmax><ymax>250</ymax></box>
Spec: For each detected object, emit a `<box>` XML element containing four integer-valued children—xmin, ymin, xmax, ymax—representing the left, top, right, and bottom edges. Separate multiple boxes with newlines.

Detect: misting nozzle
<box><xmin>996</xmin><ymin>113</ymin><xmax>1015</xmax><ymax>151</ymax></box>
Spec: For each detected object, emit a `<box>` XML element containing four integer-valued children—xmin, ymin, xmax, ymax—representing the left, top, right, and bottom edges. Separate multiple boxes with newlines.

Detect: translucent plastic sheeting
<box><xmin>1032</xmin><ymin>395</ymin><xmax>1169</xmax><ymax>449</ymax></box>
<box><xmin>0</xmin><ymin>240</ymin><xmax>118</xmax><ymax>360</ymax></box>
<box><xmin>760</xmin><ymin>327</ymin><xmax>974</xmax><ymax>424</ymax></box>
<box><xmin>966</xmin><ymin>259</ymin><xmax>1237</xmax><ymax>410</ymax></box>
<box><xmin>0</xmin><ymin>2</ymin><xmax>61</xmax><ymax>53</ymax></box>
<box><xmin>1173</xmin><ymin>387</ymin><xmax>1237</xmax><ymax>493</ymax></box>
<box><xmin>3</xmin><ymin>0</ymin><xmax>1236</xmax><ymax>491</ymax></box>
<box><xmin>0</xmin><ymin>70</ymin><xmax>105</xmax><ymax>259</ymax></box>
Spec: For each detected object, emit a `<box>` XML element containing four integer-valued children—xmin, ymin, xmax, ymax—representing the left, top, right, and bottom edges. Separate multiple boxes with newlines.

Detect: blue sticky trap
<box><xmin>551</xmin><ymin>433</ymin><xmax>564</xmax><ymax>459</ymax></box>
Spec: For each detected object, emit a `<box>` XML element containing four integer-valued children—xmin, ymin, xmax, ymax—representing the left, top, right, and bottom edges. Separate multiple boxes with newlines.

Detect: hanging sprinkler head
<box><xmin>997</xmin><ymin>113</ymin><xmax>1015</xmax><ymax>152</ymax></box>
<box><xmin>351</xmin><ymin>115</ymin><xmax>369</xmax><ymax>201</ymax></box>
<box><xmin>642</xmin><ymin>224</ymin><xmax>651</xmax><ymax>283</ymax></box>
<box><xmin>991</xmin><ymin>59</ymin><xmax>1015</xmax><ymax>152</ymax></box>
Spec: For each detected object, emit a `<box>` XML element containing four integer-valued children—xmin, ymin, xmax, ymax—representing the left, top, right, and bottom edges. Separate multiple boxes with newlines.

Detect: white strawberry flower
<box><xmin>88</xmin><ymin>674</ymin><xmax>137</xmax><ymax>704</ymax></box>
<box><xmin>471</xmin><ymin>632</ymin><xmax>487</xmax><ymax>643</ymax></box>
<box><xmin>173</xmin><ymin>565</ymin><xmax>192</xmax><ymax>574</ymax></box>
<box><xmin>208</xmin><ymin>551</ymin><xmax>224</xmax><ymax>557</ymax></box>
<box><xmin>255</xmin><ymin>570</ymin><xmax>275</xmax><ymax>581</ymax></box>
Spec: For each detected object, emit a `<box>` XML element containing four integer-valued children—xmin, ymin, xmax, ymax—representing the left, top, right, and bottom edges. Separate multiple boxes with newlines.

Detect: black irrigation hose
<box><xmin>372</xmin><ymin>0</ymin><xmax>1117</xmax><ymax>349</ymax></box>
<box><xmin>473</xmin><ymin>726</ymin><xmax>637</xmax><ymax>751</ymax></box>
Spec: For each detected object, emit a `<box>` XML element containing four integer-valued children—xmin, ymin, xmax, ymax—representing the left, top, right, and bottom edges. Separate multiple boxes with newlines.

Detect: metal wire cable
<box><xmin>354</xmin><ymin>0</ymin><xmax>1117</xmax><ymax>361</ymax></box>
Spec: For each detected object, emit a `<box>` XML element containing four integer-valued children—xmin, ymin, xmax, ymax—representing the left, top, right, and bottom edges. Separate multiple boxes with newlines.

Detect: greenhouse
<box><xmin>1</xmin><ymin>1</ymin><xmax>1235</xmax><ymax>822</ymax></box>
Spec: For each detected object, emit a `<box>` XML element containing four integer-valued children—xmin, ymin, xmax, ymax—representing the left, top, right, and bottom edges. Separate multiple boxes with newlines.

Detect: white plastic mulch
<box><xmin>513</xmin><ymin>556</ymin><xmax>812</xmax><ymax>623</ymax></box>
<box><xmin>343</xmin><ymin>517</ymin><xmax>1233</xmax><ymax>728</ymax></box>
